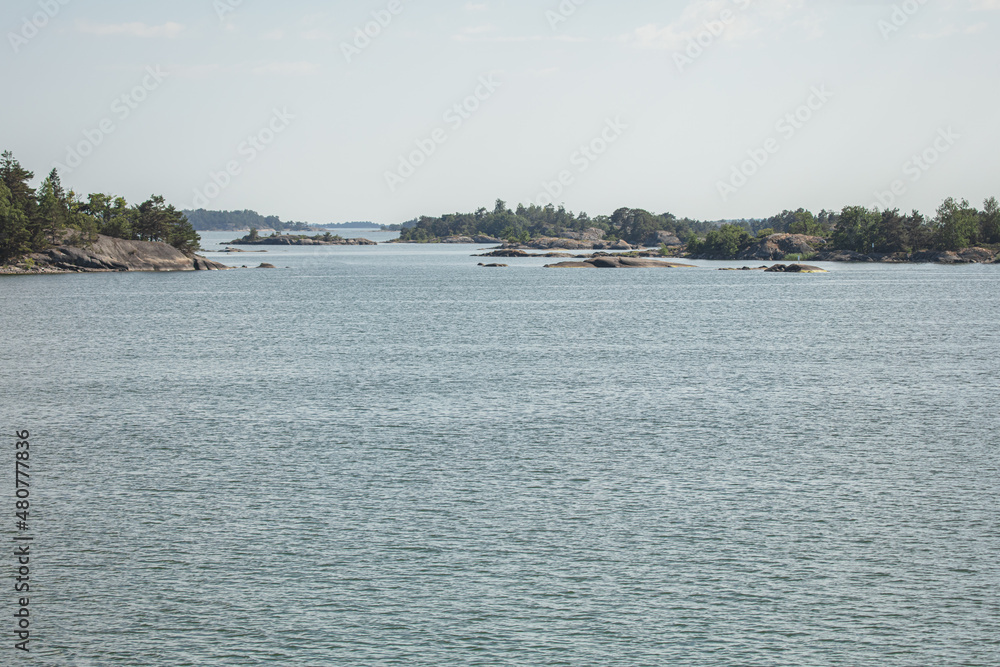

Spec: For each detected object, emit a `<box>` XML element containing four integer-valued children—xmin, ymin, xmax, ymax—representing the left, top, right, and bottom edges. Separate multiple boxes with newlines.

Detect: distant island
<box><xmin>4</xmin><ymin>149</ymin><xmax>999</xmax><ymax>274</ymax></box>
<box><xmin>394</xmin><ymin>198</ymin><xmax>1000</xmax><ymax>263</ymax></box>
<box><xmin>0</xmin><ymin>151</ymin><xmax>225</xmax><ymax>274</ymax></box>
<box><xmin>183</xmin><ymin>208</ymin><xmax>378</xmax><ymax>232</ymax></box>
<box><xmin>378</xmin><ymin>219</ymin><xmax>419</xmax><ymax>232</ymax></box>
<box><xmin>228</xmin><ymin>230</ymin><xmax>376</xmax><ymax>246</ymax></box>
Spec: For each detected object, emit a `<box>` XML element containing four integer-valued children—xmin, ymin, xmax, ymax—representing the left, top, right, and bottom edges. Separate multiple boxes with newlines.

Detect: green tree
<box><xmin>0</xmin><ymin>151</ymin><xmax>37</xmax><ymax>225</ymax></box>
<box><xmin>980</xmin><ymin>197</ymin><xmax>1000</xmax><ymax>244</ymax></box>
<box><xmin>36</xmin><ymin>169</ymin><xmax>70</xmax><ymax>244</ymax></box>
<box><xmin>0</xmin><ymin>180</ymin><xmax>31</xmax><ymax>262</ymax></box>
<box><xmin>832</xmin><ymin>205</ymin><xmax>881</xmax><ymax>253</ymax></box>
<box><xmin>934</xmin><ymin>197</ymin><xmax>979</xmax><ymax>250</ymax></box>
<box><xmin>689</xmin><ymin>224</ymin><xmax>752</xmax><ymax>258</ymax></box>
<box><xmin>787</xmin><ymin>209</ymin><xmax>822</xmax><ymax>236</ymax></box>
<box><xmin>134</xmin><ymin>195</ymin><xmax>200</xmax><ymax>252</ymax></box>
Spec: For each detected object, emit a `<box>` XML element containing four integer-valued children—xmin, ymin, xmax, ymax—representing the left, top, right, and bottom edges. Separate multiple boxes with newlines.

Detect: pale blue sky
<box><xmin>3</xmin><ymin>0</ymin><xmax>998</xmax><ymax>224</ymax></box>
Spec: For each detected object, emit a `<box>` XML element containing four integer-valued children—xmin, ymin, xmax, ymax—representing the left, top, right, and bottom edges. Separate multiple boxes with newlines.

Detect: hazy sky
<box><xmin>3</xmin><ymin>0</ymin><xmax>998</xmax><ymax>224</ymax></box>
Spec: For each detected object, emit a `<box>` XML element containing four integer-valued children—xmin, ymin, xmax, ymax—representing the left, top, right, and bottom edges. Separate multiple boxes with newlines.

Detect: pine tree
<box><xmin>981</xmin><ymin>197</ymin><xmax>1000</xmax><ymax>245</ymax></box>
<box><xmin>36</xmin><ymin>171</ymin><xmax>70</xmax><ymax>245</ymax></box>
<box><xmin>0</xmin><ymin>180</ymin><xmax>31</xmax><ymax>262</ymax></box>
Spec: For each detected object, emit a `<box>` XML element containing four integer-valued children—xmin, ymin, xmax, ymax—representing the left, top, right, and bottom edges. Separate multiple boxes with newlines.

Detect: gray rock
<box><xmin>560</xmin><ymin>228</ymin><xmax>606</xmax><ymax>241</ymax></box>
<box><xmin>737</xmin><ymin>233</ymin><xmax>826</xmax><ymax>261</ymax></box>
<box><xmin>645</xmin><ymin>231</ymin><xmax>683</xmax><ymax>247</ymax></box>
<box><xmin>545</xmin><ymin>257</ymin><xmax>695</xmax><ymax>269</ymax></box>
<box><xmin>29</xmin><ymin>235</ymin><xmax>227</xmax><ymax>273</ymax></box>
<box><xmin>765</xmin><ymin>263</ymin><xmax>827</xmax><ymax>273</ymax></box>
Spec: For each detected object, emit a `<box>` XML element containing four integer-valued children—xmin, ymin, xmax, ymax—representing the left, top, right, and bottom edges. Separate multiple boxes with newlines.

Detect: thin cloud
<box><xmin>458</xmin><ymin>25</ymin><xmax>495</xmax><ymax>35</ymax></box>
<box><xmin>75</xmin><ymin>21</ymin><xmax>185</xmax><ymax>38</ymax></box>
<box><xmin>629</xmin><ymin>0</ymin><xmax>813</xmax><ymax>50</ymax></box>
<box><xmin>251</xmin><ymin>61</ymin><xmax>321</xmax><ymax>76</ymax></box>
<box><xmin>453</xmin><ymin>32</ymin><xmax>587</xmax><ymax>43</ymax></box>
<box><xmin>917</xmin><ymin>21</ymin><xmax>990</xmax><ymax>39</ymax></box>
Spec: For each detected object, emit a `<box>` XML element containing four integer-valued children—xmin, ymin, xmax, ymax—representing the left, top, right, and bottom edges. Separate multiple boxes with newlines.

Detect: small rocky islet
<box><xmin>227</xmin><ymin>233</ymin><xmax>376</xmax><ymax>246</ymax></box>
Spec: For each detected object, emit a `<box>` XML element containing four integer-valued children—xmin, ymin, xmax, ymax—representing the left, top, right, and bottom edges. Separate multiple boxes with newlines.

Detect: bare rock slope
<box><xmin>27</xmin><ymin>235</ymin><xmax>228</xmax><ymax>272</ymax></box>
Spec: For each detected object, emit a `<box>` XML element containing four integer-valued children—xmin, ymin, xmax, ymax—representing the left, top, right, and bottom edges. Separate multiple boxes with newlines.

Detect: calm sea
<box><xmin>1</xmin><ymin>232</ymin><xmax>997</xmax><ymax>666</ymax></box>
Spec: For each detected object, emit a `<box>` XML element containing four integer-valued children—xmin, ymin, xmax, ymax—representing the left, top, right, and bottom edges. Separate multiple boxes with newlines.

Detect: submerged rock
<box><xmin>545</xmin><ymin>257</ymin><xmax>695</xmax><ymax>269</ymax></box>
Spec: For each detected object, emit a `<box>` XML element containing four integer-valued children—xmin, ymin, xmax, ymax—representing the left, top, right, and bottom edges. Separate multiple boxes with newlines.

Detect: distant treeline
<box><xmin>183</xmin><ymin>209</ymin><xmax>377</xmax><ymax>232</ymax></box>
<box><xmin>183</xmin><ymin>209</ymin><xmax>312</xmax><ymax>232</ymax></box>
<box><xmin>690</xmin><ymin>198</ymin><xmax>1000</xmax><ymax>257</ymax></box>
<box><xmin>380</xmin><ymin>219</ymin><xmax>420</xmax><ymax>232</ymax></box>
<box><xmin>400</xmin><ymin>197</ymin><xmax>1000</xmax><ymax>257</ymax></box>
<box><xmin>398</xmin><ymin>201</ymin><xmax>716</xmax><ymax>244</ymax></box>
<box><xmin>0</xmin><ymin>151</ymin><xmax>199</xmax><ymax>263</ymax></box>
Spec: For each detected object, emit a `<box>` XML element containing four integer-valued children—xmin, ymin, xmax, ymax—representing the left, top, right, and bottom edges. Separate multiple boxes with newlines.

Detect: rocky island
<box><xmin>1</xmin><ymin>234</ymin><xmax>227</xmax><ymax>274</ymax></box>
<box><xmin>545</xmin><ymin>256</ymin><xmax>694</xmax><ymax>269</ymax></box>
<box><xmin>229</xmin><ymin>232</ymin><xmax>376</xmax><ymax>246</ymax></box>
<box><xmin>0</xmin><ymin>152</ymin><xmax>234</xmax><ymax>275</ymax></box>
<box><xmin>393</xmin><ymin>199</ymin><xmax>1000</xmax><ymax>265</ymax></box>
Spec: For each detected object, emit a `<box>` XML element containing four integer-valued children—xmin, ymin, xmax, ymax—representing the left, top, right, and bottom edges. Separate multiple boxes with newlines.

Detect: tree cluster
<box><xmin>398</xmin><ymin>200</ymin><xmax>714</xmax><ymax>244</ymax></box>
<box><xmin>684</xmin><ymin>198</ymin><xmax>998</xmax><ymax>258</ymax></box>
<box><xmin>183</xmin><ymin>208</ymin><xmax>315</xmax><ymax>232</ymax></box>
<box><xmin>832</xmin><ymin>198</ymin><xmax>999</xmax><ymax>254</ymax></box>
<box><xmin>0</xmin><ymin>151</ymin><xmax>200</xmax><ymax>263</ymax></box>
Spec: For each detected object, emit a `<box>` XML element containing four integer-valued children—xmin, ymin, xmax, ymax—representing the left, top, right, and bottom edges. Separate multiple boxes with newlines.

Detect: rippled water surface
<box><xmin>1</xmin><ymin>234</ymin><xmax>998</xmax><ymax>666</ymax></box>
